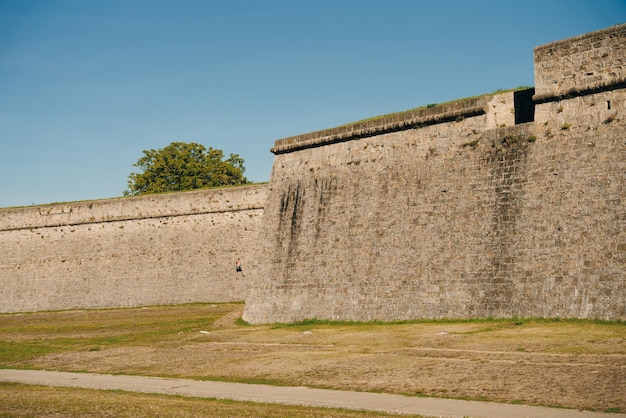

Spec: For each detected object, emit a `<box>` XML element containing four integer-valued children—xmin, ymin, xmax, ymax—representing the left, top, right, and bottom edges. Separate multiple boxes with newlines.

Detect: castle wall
<box><xmin>534</xmin><ymin>24</ymin><xmax>626</xmax><ymax>101</ymax></box>
<box><xmin>1</xmin><ymin>25</ymin><xmax>623</xmax><ymax>321</ymax></box>
<box><xmin>0</xmin><ymin>184</ymin><xmax>267</xmax><ymax>313</ymax></box>
<box><xmin>243</xmin><ymin>24</ymin><xmax>625</xmax><ymax>324</ymax></box>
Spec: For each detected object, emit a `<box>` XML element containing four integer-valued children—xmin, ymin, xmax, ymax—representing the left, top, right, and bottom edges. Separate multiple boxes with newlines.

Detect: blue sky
<box><xmin>1</xmin><ymin>0</ymin><xmax>624</xmax><ymax>207</ymax></box>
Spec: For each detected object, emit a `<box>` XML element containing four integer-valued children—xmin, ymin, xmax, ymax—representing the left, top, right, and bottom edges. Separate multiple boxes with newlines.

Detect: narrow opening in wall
<box><xmin>514</xmin><ymin>88</ymin><xmax>535</xmax><ymax>124</ymax></box>
<box><xmin>607</xmin><ymin>100</ymin><xmax>611</xmax><ymax>110</ymax></box>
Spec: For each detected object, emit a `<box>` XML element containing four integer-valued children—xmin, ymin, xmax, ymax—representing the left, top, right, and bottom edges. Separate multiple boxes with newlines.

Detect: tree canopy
<box><xmin>124</xmin><ymin>142</ymin><xmax>249</xmax><ymax>196</ymax></box>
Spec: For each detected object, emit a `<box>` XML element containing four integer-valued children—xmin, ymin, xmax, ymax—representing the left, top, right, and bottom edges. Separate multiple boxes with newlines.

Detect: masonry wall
<box><xmin>0</xmin><ymin>184</ymin><xmax>267</xmax><ymax>313</ymax></box>
<box><xmin>533</xmin><ymin>24</ymin><xmax>626</xmax><ymax>101</ymax></box>
<box><xmin>243</xmin><ymin>24</ymin><xmax>625</xmax><ymax>324</ymax></box>
<box><xmin>2</xmin><ymin>25</ymin><xmax>624</xmax><ymax>321</ymax></box>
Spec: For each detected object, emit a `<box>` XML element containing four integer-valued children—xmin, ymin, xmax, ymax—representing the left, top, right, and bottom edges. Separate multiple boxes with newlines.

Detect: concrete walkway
<box><xmin>1</xmin><ymin>369</ymin><xmax>623</xmax><ymax>418</ymax></box>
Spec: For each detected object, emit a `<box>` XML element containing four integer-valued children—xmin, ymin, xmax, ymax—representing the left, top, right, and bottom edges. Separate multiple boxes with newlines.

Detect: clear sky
<box><xmin>1</xmin><ymin>1</ymin><xmax>624</xmax><ymax>208</ymax></box>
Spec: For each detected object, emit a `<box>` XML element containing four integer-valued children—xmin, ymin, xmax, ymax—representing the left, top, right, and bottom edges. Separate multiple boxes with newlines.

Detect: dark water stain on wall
<box><xmin>278</xmin><ymin>181</ymin><xmax>305</xmax><ymax>265</ymax></box>
<box><xmin>476</xmin><ymin>132</ymin><xmax>532</xmax><ymax>314</ymax></box>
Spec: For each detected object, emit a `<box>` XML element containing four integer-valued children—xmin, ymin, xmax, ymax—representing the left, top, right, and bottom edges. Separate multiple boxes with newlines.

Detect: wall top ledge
<box><xmin>0</xmin><ymin>183</ymin><xmax>268</xmax><ymax>232</ymax></box>
<box><xmin>533</xmin><ymin>23</ymin><xmax>626</xmax><ymax>54</ymax></box>
<box><xmin>271</xmin><ymin>96</ymin><xmax>489</xmax><ymax>155</ymax></box>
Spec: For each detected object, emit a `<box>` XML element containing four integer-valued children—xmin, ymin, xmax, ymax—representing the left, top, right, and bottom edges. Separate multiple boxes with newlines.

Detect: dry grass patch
<box><xmin>1</xmin><ymin>303</ymin><xmax>624</xmax><ymax>413</ymax></box>
<box><xmin>0</xmin><ymin>382</ymin><xmax>407</xmax><ymax>417</ymax></box>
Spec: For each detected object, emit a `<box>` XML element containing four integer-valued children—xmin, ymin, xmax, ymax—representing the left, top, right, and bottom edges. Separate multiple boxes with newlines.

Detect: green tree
<box><xmin>124</xmin><ymin>142</ymin><xmax>249</xmax><ymax>196</ymax></box>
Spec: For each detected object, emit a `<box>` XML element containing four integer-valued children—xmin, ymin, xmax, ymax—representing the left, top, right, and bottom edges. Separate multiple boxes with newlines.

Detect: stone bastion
<box><xmin>1</xmin><ymin>24</ymin><xmax>624</xmax><ymax>322</ymax></box>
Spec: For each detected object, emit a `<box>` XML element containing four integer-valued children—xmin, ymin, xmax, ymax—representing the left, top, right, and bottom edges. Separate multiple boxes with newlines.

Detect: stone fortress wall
<box><xmin>0</xmin><ymin>185</ymin><xmax>267</xmax><ymax>312</ymax></box>
<box><xmin>1</xmin><ymin>25</ymin><xmax>624</xmax><ymax>320</ymax></box>
<box><xmin>242</xmin><ymin>24</ymin><xmax>625</xmax><ymax>323</ymax></box>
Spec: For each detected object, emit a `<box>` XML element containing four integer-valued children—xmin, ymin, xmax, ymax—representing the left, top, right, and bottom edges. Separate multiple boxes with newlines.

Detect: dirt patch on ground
<box><xmin>2</xmin><ymin>303</ymin><xmax>624</xmax><ymax>412</ymax></box>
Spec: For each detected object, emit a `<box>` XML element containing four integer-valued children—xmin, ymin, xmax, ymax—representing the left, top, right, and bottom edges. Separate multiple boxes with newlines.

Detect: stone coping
<box><xmin>532</xmin><ymin>77</ymin><xmax>626</xmax><ymax>104</ymax></box>
<box><xmin>271</xmin><ymin>96</ymin><xmax>488</xmax><ymax>155</ymax></box>
<box><xmin>0</xmin><ymin>184</ymin><xmax>267</xmax><ymax>232</ymax></box>
<box><xmin>533</xmin><ymin>23</ymin><xmax>625</xmax><ymax>56</ymax></box>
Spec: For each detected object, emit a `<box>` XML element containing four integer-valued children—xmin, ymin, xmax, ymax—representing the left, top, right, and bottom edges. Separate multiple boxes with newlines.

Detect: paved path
<box><xmin>1</xmin><ymin>369</ymin><xmax>623</xmax><ymax>418</ymax></box>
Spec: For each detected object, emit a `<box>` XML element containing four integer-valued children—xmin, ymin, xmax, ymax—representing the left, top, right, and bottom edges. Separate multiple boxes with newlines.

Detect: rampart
<box><xmin>0</xmin><ymin>185</ymin><xmax>267</xmax><ymax>312</ymax></box>
<box><xmin>1</xmin><ymin>25</ymin><xmax>624</xmax><ymax>321</ymax></box>
<box><xmin>242</xmin><ymin>24</ymin><xmax>625</xmax><ymax>323</ymax></box>
<box><xmin>533</xmin><ymin>24</ymin><xmax>626</xmax><ymax>102</ymax></box>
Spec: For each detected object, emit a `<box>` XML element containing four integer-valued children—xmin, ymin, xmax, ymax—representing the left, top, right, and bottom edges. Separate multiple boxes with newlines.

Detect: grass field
<box><xmin>1</xmin><ymin>303</ymin><xmax>624</xmax><ymax>415</ymax></box>
<box><xmin>0</xmin><ymin>381</ymin><xmax>408</xmax><ymax>417</ymax></box>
